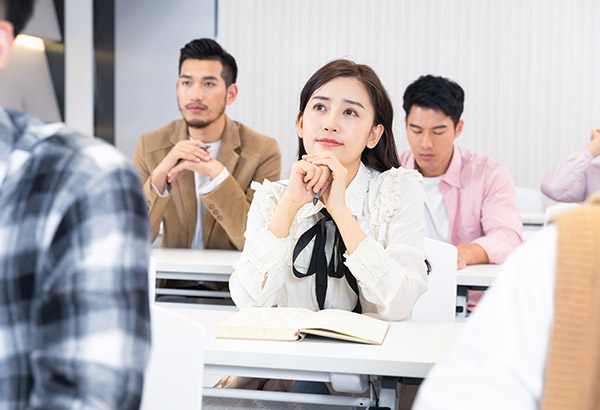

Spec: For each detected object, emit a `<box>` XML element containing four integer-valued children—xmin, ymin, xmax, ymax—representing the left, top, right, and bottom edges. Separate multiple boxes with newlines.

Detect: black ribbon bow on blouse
<box><xmin>292</xmin><ymin>208</ymin><xmax>362</xmax><ymax>313</ymax></box>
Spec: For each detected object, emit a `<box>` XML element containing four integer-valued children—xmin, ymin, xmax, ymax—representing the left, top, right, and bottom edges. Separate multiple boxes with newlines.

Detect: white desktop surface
<box><xmin>523</xmin><ymin>224</ymin><xmax>544</xmax><ymax>242</ymax></box>
<box><xmin>521</xmin><ymin>212</ymin><xmax>545</xmax><ymax>226</ymax></box>
<box><xmin>152</xmin><ymin>249</ymin><xmax>240</xmax><ymax>300</ymax></box>
<box><xmin>153</xmin><ymin>249</ymin><xmax>500</xmax><ymax>289</ymax></box>
<box><xmin>166</xmin><ymin>306</ymin><xmax>461</xmax><ymax>379</ymax></box>
<box><xmin>456</xmin><ymin>263</ymin><xmax>499</xmax><ymax>287</ymax></box>
<box><xmin>152</xmin><ymin>248</ymin><xmax>240</xmax><ymax>274</ymax></box>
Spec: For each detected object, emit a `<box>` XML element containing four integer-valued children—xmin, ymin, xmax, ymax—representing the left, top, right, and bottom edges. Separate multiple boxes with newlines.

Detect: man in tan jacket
<box><xmin>133</xmin><ymin>38</ymin><xmax>281</xmax><ymax>250</ymax></box>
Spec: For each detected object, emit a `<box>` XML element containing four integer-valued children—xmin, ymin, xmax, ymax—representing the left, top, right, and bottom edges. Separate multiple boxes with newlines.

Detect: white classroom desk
<box><xmin>152</xmin><ymin>248</ymin><xmax>240</xmax><ymax>281</ymax></box>
<box><xmin>521</xmin><ymin>212</ymin><xmax>545</xmax><ymax>226</ymax></box>
<box><xmin>152</xmin><ymin>248</ymin><xmax>239</xmax><ymax>300</ymax></box>
<box><xmin>522</xmin><ymin>212</ymin><xmax>545</xmax><ymax>242</ymax></box>
<box><xmin>456</xmin><ymin>263</ymin><xmax>499</xmax><ymax>287</ymax></box>
<box><xmin>153</xmin><ymin>248</ymin><xmax>500</xmax><ymax>289</ymax></box>
<box><xmin>162</xmin><ymin>304</ymin><xmax>462</xmax><ymax>410</ymax></box>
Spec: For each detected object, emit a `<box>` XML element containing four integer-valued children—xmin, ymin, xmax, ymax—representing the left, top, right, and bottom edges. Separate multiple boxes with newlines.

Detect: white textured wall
<box><xmin>218</xmin><ymin>0</ymin><xmax>600</xmax><ymax>189</ymax></box>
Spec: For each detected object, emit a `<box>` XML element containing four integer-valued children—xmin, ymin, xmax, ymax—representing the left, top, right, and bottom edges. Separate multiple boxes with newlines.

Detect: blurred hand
<box><xmin>585</xmin><ymin>129</ymin><xmax>600</xmax><ymax>157</ymax></box>
<box><xmin>457</xmin><ymin>247</ymin><xmax>468</xmax><ymax>270</ymax></box>
<box><xmin>456</xmin><ymin>243</ymin><xmax>489</xmax><ymax>269</ymax></box>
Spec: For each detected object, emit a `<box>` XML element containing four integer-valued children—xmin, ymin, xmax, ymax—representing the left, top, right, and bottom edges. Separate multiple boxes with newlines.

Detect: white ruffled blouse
<box><xmin>229</xmin><ymin>162</ymin><xmax>428</xmax><ymax>321</ymax></box>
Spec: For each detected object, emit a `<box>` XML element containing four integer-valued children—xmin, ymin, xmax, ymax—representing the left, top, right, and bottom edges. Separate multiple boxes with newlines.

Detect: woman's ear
<box><xmin>366</xmin><ymin>124</ymin><xmax>384</xmax><ymax>149</ymax></box>
<box><xmin>0</xmin><ymin>21</ymin><xmax>15</xmax><ymax>69</ymax></box>
<box><xmin>296</xmin><ymin>112</ymin><xmax>304</xmax><ymax>138</ymax></box>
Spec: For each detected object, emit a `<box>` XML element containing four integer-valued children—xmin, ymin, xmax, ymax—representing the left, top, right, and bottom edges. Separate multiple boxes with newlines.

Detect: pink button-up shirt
<box><xmin>400</xmin><ymin>146</ymin><xmax>523</xmax><ymax>264</ymax></box>
<box><xmin>541</xmin><ymin>149</ymin><xmax>600</xmax><ymax>203</ymax></box>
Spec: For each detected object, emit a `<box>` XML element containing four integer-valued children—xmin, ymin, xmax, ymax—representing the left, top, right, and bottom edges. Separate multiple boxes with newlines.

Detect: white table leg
<box><xmin>379</xmin><ymin>377</ymin><xmax>398</xmax><ymax>410</ymax></box>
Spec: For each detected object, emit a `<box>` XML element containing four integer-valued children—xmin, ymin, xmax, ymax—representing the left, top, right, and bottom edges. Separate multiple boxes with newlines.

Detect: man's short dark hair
<box><xmin>0</xmin><ymin>0</ymin><xmax>34</xmax><ymax>36</ymax></box>
<box><xmin>178</xmin><ymin>38</ymin><xmax>237</xmax><ymax>86</ymax></box>
<box><xmin>403</xmin><ymin>75</ymin><xmax>465</xmax><ymax>127</ymax></box>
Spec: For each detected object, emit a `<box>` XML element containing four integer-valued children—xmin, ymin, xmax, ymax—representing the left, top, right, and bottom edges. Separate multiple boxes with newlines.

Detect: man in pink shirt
<box><xmin>399</xmin><ymin>75</ymin><xmax>522</xmax><ymax>272</ymax></box>
<box><xmin>541</xmin><ymin>128</ymin><xmax>600</xmax><ymax>202</ymax></box>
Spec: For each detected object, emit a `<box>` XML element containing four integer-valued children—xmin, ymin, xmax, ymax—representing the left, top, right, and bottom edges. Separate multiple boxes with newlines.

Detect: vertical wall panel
<box><xmin>65</xmin><ymin>0</ymin><xmax>93</xmax><ymax>136</ymax></box>
<box><xmin>218</xmin><ymin>0</ymin><xmax>598</xmax><ymax>189</ymax></box>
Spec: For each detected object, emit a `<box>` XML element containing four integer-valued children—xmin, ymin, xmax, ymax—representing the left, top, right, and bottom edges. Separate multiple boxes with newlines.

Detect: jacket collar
<box><xmin>216</xmin><ymin>116</ymin><xmax>241</xmax><ymax>173</ymax></box>
<box><xmin>169</xmin><ymin>119</ymin><xmax>190</xmax><ymax>145</ymax></box>
<box><xmin>403</xmin><ymin>146</ymin><xmax>462</xmax><ymax>189</ymax></box>
<box><xmin>440</xmin><ymin>146</ymin><xmax>462</xmax><ymax>189</ymax></box>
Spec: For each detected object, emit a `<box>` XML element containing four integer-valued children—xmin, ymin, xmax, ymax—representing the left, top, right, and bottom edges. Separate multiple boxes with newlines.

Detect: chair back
<box><xmin>412</xmin><ymin>238</ymin><xmax>457</xmax><ymax>322</ymax></box>
<box><xmin>544</xmin><ymin>202</ymin><xmax>580</xmax><ymax>224</ymax></box>
<box><xmin>140</xmin><ymin>306</ymin><xmax>205</xmax><ymax>410</ymax></box>
<box><xmin>515</xmin><ymin>186</ymin><xmax>544</xmax><ymax>213</ymax></box>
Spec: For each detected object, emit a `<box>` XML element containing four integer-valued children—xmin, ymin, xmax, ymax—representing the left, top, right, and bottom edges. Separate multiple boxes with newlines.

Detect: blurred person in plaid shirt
<box><xmin>0</xmin><ymin>0</ymin><xmax>152</xmax><ymax>408</ymax></box>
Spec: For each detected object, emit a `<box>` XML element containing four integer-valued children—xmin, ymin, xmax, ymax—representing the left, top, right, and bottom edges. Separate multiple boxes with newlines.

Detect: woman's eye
<box><xmin>313</xmin><ymin>104</ymin><xmax>326</xmax><ymax>111</ymax></box>
<box><xmin>344</xmin><ymin>109</ymin><xmax>357</xmax><ymax>116</ymax></box>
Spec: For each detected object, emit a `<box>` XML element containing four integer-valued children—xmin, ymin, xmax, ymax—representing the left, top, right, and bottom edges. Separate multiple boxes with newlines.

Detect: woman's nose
<box><xmin>322</xmin><ymin>116</ymin><xmax>340</xmax><ymax>133</ymax></box>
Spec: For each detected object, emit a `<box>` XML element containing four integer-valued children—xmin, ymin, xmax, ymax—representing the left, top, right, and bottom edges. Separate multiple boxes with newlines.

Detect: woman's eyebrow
<box><xmin>311</xmin><ymin>95</ymin><xmax>365</xmax><ymax>109</ymax></box>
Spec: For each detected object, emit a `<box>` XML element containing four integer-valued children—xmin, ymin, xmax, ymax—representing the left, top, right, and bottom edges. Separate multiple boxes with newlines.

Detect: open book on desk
<box><xmin>216</xmin><ymin>307</ymin><xmax>390</xmax><ymax>345</ymax></box>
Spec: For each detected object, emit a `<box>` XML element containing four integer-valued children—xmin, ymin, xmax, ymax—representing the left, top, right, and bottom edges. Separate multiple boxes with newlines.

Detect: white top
<box><xmin>190</xmin><ymin>140</ymin><xmax>228</xmax><ymax>249</ymax></box>
<box><xmin>229</xmin><ymin>163</ymin><xmax>428</xmax><ymax>321</ymax></box>
<box><xmin>413</xmin><ymin>226</ymin><xmax>557</xmax><ymax>410</ymax></box>
<box><xmin>422</xmin><ymin>175</ymin><xmax>449</xmax><ymax>243</ymax></box>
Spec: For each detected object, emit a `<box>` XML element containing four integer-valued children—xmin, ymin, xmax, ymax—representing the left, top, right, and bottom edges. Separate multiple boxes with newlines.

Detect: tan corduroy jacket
<box><xmin>542</xmin><ymin>193</ymin><xmax>600</xmax><ymax>410</ymax></box>
<box><xmin>133</xmin><ymin>116</ymin><xmax>281</xmax><ymax>250</ymax></box>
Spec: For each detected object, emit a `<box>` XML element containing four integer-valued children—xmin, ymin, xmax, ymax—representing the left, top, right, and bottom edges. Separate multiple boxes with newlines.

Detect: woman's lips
<box><xmin>317</xmin><ymin>138</ymin><xmax>342</xmax><ymax>147</ymax></box>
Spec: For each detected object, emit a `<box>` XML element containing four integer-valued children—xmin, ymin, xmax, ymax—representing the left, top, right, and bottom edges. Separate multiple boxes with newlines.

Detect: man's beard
<box><xmin>185</xmin><ymin>118</ymin><xmax>212</xmax><ymax>129</ymax></box>
<box><xmin>181</xmin><ymin>104</ymin><xmax>225</xmax><ymax>130</ymax></box>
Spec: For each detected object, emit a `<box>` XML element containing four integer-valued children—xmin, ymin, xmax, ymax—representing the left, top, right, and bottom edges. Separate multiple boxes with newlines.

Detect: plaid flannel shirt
<box><xmin>0</xmin><ymin>107</ymin><xmax>151</xmax><ymax>409</ymax></box>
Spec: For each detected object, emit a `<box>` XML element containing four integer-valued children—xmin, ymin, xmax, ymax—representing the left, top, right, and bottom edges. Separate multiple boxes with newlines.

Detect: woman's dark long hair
<box><xmin>297</xmin><ymin>59</ymin><xmax>400</xmax><ymax>172</ymax></box>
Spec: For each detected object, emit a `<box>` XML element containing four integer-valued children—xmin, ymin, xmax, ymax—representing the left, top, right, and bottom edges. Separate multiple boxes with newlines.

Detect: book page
<box><xmin>216</xmin><ymin>307</ymin><xmax>315</xmax><ymax>341</ymax></box>
<box><xmin>299</xmin><ymin>309</ymin><xmax>390</xmax><ymax>345</ymax></box>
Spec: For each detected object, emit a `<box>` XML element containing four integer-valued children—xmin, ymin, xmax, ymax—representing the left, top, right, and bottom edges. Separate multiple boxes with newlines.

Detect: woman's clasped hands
<box><xmin>283</xmin><ymin>152</ymin><xmax>349</xmax><ymax>217</ymax></box>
